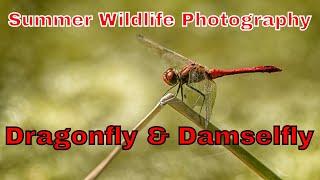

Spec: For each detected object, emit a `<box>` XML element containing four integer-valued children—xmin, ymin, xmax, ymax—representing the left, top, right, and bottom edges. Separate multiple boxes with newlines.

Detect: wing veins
<box><xmin>137</xmin><ymin>34</ymin><xmax>194</xmax><ymax>67</ymax></box>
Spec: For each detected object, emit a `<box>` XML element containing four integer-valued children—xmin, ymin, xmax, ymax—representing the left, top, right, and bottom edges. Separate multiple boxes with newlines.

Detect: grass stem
<box><xmin>85</xmin><ymin>93</ymin><xmax>281</xmax><ymax>180</ymax></box>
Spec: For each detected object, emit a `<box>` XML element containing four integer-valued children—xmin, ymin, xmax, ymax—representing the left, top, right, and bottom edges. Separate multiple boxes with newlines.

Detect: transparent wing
<box><xmin>137</xmin><ymin>34</ymin><xmax>194</xmax><ymax>69</ymax></box>
<box><xmin>184</xmin><ymin>69</ymin><xmax>217</xmax><ymax>127</ymax></box>
<box><xmin>203</xmin><ymin>79</ymin><xmax>216</xmax><ymax>127</ymax></box>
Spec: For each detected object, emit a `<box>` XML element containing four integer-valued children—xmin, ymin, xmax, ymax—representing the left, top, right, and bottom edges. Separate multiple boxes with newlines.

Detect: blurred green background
<box><xmin>1</xmin><ymin>1</ymin><xmax>319</xmax><ymax>179</ymax></box>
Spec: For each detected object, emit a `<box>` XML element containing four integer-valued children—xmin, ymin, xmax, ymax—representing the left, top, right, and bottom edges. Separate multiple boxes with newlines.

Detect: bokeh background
<box><xmin>1</xmin><ymin>1</ymin><xmax>319</xmax><ymax>179</ymax></box>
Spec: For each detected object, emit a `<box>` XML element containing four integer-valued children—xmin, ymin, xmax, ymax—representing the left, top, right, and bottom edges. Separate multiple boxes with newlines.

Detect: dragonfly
<box><xmin>137</xmin><ymin>34</ymin><xmax>282</xmax><ymax>127</ymax></box>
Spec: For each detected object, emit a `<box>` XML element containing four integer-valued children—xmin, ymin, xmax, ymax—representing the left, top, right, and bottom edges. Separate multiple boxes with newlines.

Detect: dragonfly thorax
<box><xmin>162</xmin><ymin>68</ymin><xmax>179</xmax><ymax>86</ymax></box>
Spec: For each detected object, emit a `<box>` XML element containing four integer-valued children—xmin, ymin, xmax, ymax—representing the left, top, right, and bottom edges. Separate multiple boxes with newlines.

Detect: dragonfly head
<box><xmin>162</xmin><ymin>68</ymin><xmax>179</xmax><ymax>86</ymax></box>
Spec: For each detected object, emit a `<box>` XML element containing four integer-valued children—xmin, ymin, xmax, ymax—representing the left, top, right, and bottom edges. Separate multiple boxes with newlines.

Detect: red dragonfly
<box><xmin>137</xmin><ymin>35</ymin><xmax>281</xmax><ymax>127</ymax></box>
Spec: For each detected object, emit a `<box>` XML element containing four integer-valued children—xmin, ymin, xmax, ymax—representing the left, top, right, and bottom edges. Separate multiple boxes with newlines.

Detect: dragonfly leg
<box><xmin>180</xmin><ymin>84</ymin><xmax>184</xmax><ymax>102</ymax></box>
<box><xmin>176</xmin><ymin>83</ymin><xmax>181</xmax><ymax>97</ymax></box>
<box><xmin>186</xmin><ymin>84</ymin><xmax>206</xmax><ymax>102</ymax></box>
<box><xmin>175</xmin><ymin>77</ymin><xmax>184</xmax><ymax>100</ymax></box>
<box><xmin>162</xmin><ymin>83</ymin><xmax>178</xmax><ymax>97</ymax></box>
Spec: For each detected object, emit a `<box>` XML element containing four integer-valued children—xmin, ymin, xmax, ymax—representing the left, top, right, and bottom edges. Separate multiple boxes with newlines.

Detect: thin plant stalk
<box><xmin>84</xmin><ymin>94</ymin><xmax>175</xmax><ymax>180</ymax></box>
<box><xmin>85</xmin><ymin>93</ymin><xmax>281</xmax><ymax>180</ymax></box>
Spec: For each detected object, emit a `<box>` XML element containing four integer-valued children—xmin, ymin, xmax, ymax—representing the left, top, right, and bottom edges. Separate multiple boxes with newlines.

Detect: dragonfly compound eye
<box><xmin>162</xmin><ymin>68</ymin><xmax>178</xmax><ymax>86</ymax></box>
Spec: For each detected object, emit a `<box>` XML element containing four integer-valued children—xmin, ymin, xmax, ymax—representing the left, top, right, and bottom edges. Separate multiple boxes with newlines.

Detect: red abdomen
<box><xmin>208</xmin><ymin>66</ymin><xmax>282</xmax><ymax>79</ymax></box>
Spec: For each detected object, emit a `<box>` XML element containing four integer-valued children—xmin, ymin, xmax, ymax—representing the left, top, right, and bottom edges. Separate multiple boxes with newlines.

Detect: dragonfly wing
<box><xmin>203</xmin><ymin>79</ymin><xmax>217</xmax><ymax>127</ymax></box>
<box><xmin>184</xmin><ymin>69</ymin><xmax>217</xmax><ymax>127</ymax></box>
<box><xmin>137</xmin><ymin>34</ymin><xmax>194</xmax><ymax>69</ymax></box>
<box><xmin>184</xmin><ymin>69</ymin><xmax>204</xmax><ymax>108</ymax></box>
